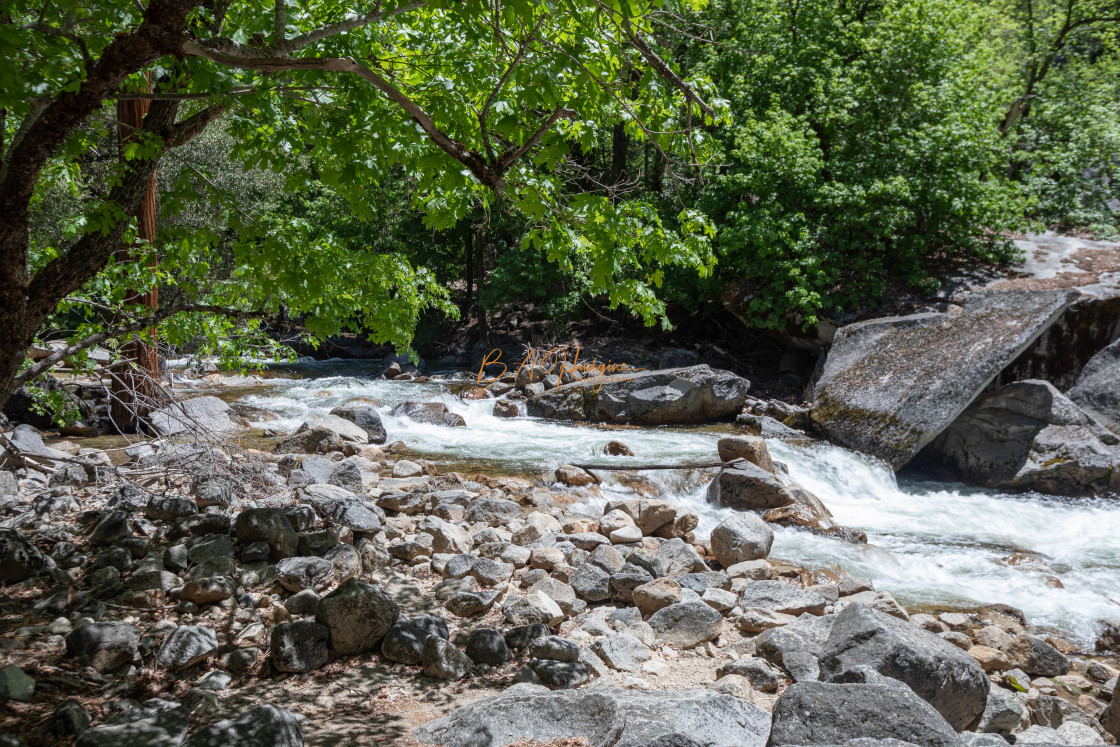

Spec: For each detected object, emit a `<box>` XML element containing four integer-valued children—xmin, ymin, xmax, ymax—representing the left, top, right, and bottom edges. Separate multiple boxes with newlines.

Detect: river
<box><xmin>188</xmin><ymin>360</ymin><xmax>1120</xmax><ymax>645</ymax></box>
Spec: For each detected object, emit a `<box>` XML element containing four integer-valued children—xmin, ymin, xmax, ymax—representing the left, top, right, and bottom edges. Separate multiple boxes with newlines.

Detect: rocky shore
<box><xmin>0</xmin><ymin>359</ymin><xmax>1118</xmax><ymax>746</ymax></box>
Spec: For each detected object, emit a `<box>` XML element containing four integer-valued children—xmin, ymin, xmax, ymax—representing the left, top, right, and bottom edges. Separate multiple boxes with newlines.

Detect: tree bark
<box><xmin>0</xmin><ymin>0</ymin><xmax>198</xmax><ymax>414</ymax></box>
<box><xmin>474</xmin><ymin>227</ymin><xmax>489</xmax><ymax>344</ymax></box>
<box><xmin>110</xmin><ymin>76</ymin><xmax>162</xmax><ymax>432</ymax></box>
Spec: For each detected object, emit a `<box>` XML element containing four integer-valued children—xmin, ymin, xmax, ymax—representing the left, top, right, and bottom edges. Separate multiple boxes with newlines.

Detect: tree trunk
<box><xmin>474</xmin><ymin>227</ymin><xmax>489</xmax><ymax>344</ymax></box>
<box><xmin>463</xmin><ymin>228</ymin><xmax>474</xmax><ymax>321</ymax></box>
<box><xmin>110</xmin><ymin>77</ymin><xmax>162</xmax><ymax>433</ymax></box>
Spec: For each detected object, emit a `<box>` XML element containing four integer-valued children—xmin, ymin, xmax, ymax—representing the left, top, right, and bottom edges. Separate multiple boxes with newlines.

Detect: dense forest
<box><xmin>3</xmin><ymin>0</ymin><xmax>1120</xmax><ymax>409</ymax></box>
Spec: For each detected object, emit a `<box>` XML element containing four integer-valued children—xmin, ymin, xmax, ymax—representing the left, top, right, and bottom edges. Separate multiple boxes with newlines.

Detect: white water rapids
<box><xmin>203</xmin><ymin>361</ymin><xmax>1120</xmax><ymax>644</ymax></box>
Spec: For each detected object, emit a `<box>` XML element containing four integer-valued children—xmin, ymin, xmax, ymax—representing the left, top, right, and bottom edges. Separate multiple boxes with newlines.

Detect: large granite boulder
<box><xmin>811</xmin><ymin>290</ymin><xmax>1076</xmax><ymax>469</ymax></box>
<box><xmin>147</xmin><ymin>396</ymin><xmax>243</xmax><ymax>437</ymax></box>
<box><xmin>526</xmin><ymin>365</ymin><xmax>750</xmax><ymax>425</ymax></box>
<box><xmin>818</xmin><ymin>603</ymin><xmax>989</xmax><ymax>730</ymax></box>
<box><xmin>769</xmin><ymin>681</ymin><xmax>960</xmax><ymax>747</ymax></box>
<box><xmin>927</xmin><ymin>379</ymin><xmax>1120</xmax><ymax>495</ymax></box>
<box><xmin>412</xmin><ymin>684</ymin><xmax>771</xmax><ymax>747</ymax></box>
<box><xmin>1068</xmin><ymin>338</ymin><xmax>1120</xmax><ymax>434</ymax></box>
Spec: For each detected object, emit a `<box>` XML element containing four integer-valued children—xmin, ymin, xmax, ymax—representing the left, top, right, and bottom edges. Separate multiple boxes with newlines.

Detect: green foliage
<box><xmin>695</xmin><ymin>0</ymin><xmax>1025</xmax><ymax>328</ymax></box>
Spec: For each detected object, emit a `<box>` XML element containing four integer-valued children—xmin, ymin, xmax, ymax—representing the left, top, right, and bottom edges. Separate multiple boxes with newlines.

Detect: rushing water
<box><xmin>193</xmin><ymin>360</ymin><xmax>1120</xmax><ymax>643</ymax></box>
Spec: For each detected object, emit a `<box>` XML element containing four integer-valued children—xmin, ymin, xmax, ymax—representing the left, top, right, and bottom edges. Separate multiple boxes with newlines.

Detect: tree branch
<box><xmin>621</xmin><ymin>17</ymin><xmax>716</xmax><ymax>120</ymax></box>
<box><xmin>495</xmin><ymin>106</ymin><xmax>576</xmax><ymax>171</ymax></box>
<box><xmin>179</xmin><ymin>43</ymin><xmax>503</xmax><ymax>187</ymax></box>
<box><xmin>14</xmin><ymin>302</ymin><xmax>309</xmax><ymax>387</ymax></box>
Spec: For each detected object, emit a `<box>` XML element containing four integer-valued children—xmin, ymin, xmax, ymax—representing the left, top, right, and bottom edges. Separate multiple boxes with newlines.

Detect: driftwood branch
<box><xmin>569</xmin><ymin>458</ymin><xmax>741</xmax><ymax>484</ymax></box>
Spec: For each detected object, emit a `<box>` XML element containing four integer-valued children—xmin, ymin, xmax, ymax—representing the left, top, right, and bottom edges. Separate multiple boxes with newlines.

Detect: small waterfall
<box><xmin>221</xmin><ymin>365</ymin><xmax>1120</xmax><ymax>643</ymax></box>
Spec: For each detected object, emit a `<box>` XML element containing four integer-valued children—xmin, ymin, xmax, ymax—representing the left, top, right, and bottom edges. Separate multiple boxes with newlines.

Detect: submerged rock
<box><xmin>527</xmin><ymin>365</ymin><xmax>750</xmax><ymax>425</ymax></box>
<box><xmin>811</xmin><ymin>290</ymin><xmax>1076</xmax><ymax>469</ymax></box>
<box><xmin>391</xmin><ymin>402</ymin><xmax>466</xmax><ymax>427</ymax></box>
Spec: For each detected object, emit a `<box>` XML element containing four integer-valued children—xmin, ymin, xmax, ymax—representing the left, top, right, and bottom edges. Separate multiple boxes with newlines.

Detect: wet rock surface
<box><xmin>811</xmin><ymin>290</ymin><xmax>1076</xmax><ymax>469</ymax></box>
<box><xmin>527</xmin><ymin>365</ymin><xmax>751</xmax><ymax>425</ymax></box>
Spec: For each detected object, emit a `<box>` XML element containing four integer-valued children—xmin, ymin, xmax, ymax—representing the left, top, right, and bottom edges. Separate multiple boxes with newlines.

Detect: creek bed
<box><xmin>178</xmin><ymin>359</ymin><xmax>1120</xmax><ymax>644</ymax></box>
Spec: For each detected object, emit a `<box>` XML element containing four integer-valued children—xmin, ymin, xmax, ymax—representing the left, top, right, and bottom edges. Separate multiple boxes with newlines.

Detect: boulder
<box><xmin>391</xmin><ymin>402</ymin><xmax>466</xmax><ymax>427</ymax></box>
<box><xmin>274</xmin><ymin>426</ymin><xmax>343</xmax><ymax>454</ymax></box>
<box><xmin>270</xmin><ymin>621</ymin><xmax>329</xmax><ymax>673</ymax></box>
<box><xmin>1103</xmin><ymin>693</ymin><xmax>1120</xmax><ymax>742</ymax></box>
<box><xmin>503</xmin><ymin>591</ymin><xmax>563</xmax><ymax>627</ymax></box>
<box><xmin>592</xmin><ymin>633</ymin><xmax>652</xmax><ymax>672</ymax></box>
<box><xmin>465</xmin><ymin>628</ymin><xmax>509</xmax><ymax>666</ymax></box>
<box><xmin>421</xmin><ymin>636</ymin><xmax>472</xmax><ymax>680</ymax></box>
<box><xmin>571</xmin><ymin>562</ymin><xmax>612</xmax><ymax>602</ymax></box>
<box><xmin>330</xmin><ymin>404</ymin><xmax>388</xmax><ymax>444</ymax></box>
<box><xmin>818</xmin><ymin>603</ymin><xmax>989</xmax><ymax>730</ymax></box>
<box><xmin>648</xmin><ymin>602</ymin><xmax>723</xmax><ymax>648</ymax></box>
<box><xmin>297</xmin><ymin>414</ymin><xmax>369</xmax><ymax>444</ymax></box>
<box><xmin>710</xmin><ymin>514</ymin><xmax>774</xmax><ymax>567</ymax></box>
<box><xmin>1</xmin><ymin>424</ymin><xmax>70</xmax><ymax>466</ymax></box>
<box><xmin>527</xmin><ymin>365</ymin><xmax>751</xmax><ymax>425</ymax></box>
<box><xmin>155</xmin><ymin>625</ymin><xmax>218</xmax><ymax>670</ymax></box>
<box><xmin>633</xmin><ymin>577</ymin><xmax>682</xmax><ymax>617</ymax></box>
<box><xmin>66</xmin><ymin>622</ymin><xmax>140</xmax><ymax>672</ymax></box>
<box><xmin>1068</xmin><ymin>338</ymin><xmax>1120</xmax><ymax>434</ymax></box>
<box><xmin>465</xmin><ymin>498</ymin><xmax>524</xmax><ymax>526</ymax></box>
<box><xmin>275</xmin><ymin>556</ymin><xmax>334</xmax><ymax>593</ymax></box>
<box><xmin>769</xmin><ymin>681</ymin><xmax>960</xmax><ymax>747</ymax></box>
<box><xmin>555</xmin><ymin>465</ymin><xmax>596</xmax><ymax>487</ymax></box>
<box><xmin>717</xmin><ymin>436</ymin><xmax>775</xmax><ymax>472</ymax></box>
<box><xmin>811</xmin><ymin>290</ymin><xmax>1076</xmax><ymax>469</ymax></box>
<box><xmin>0</xmin><ymin>528</ymin><xmax>46</xmax><ymax>583</ymax></box>
<box><xmin>234</xmin><ymin>508</ymin><xmax>298</xmax><ymax>560</ymax></box>
<box><xmin>737</xmin><ymin>581</ymin><xmax>828</xmax><ymax>616</ymax></box>
<box><xmin>76</xmin><ymin>699</ymin><xmax>189</xmax><ymax>747</ymax></box>
<box><xmin>527</xmin><ymin>659</ymin><xmax>591</xmax><ymax>689</ymax></box>
<box><xmin>0</xmin><ymin>665</ymin><xmax>35</xmax><ymax>701</ymax></box>
<box><xmin>604</xmin><ymin>498</ymin><xmax>680</xmax><ymax>535</ymax></box>
<box><xmin>656</xmin><ymin>538</ymin><xmax>708</xmax><ymax>576</ymax></box>
<box><xmin>493</xmin><ymin>401</ymin><xmax>519</xmax><ymax>418</ymax></box>
<box><xmin>148</xmin><ymin>396</ymin><xmax>243</xmax><ymax>437</ymax></box>
<box><xmin>708</xmin><ymin>462</ymin><xmax>796</xmax><ymax>511</ymax></box>
<box><xmin>381</xmin><ymin>615</ymin><xmax>448</xmax><ymax>664</ymax></box>
<box><xmin>412</xmin><ymin>685</ymin><xmax>771</xmax><ymax>747</ymax></box>
<box><xmin>973</xmin><ymin>687</ymin><xmax>1024</xmax><ymax>735</ymax></box>
<box><xmin>927</xmin><ymin>380</ymin><xmax>1120</xmax><ymax>495</ymax></box>
<box><xmin>529</xmin><ymin>635</ymin><xmax>580</xmax><ymax>663</ymax></box>
<box><xmin>1002</xmin><ymin>634</ymin><xmax>1070</xmax><ymax>676</ymax></box>
<box><xmin>182</xmin><ymin>704</ymin><xmax>303</xmax><ymax>747</ymax></box>
<box><xmin>144</xmin><ymin>495</ymin><xmax>198</xmax><ymax>524</ymax></box>
<box><xmin>315</xmin><ymin>578</ymin><xmax>400</xmax><ymax>655</ymax></box>
<box><xmin>716</xmin><ymin>657</ymin><xmax>786</xmax><ymax>692</ymax></box>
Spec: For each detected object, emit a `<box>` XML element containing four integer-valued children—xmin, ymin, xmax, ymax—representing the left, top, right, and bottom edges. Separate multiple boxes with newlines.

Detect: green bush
<box><xmin>696</xmin><ymin>0</ymin><xmax>1025</xmax><ymax>328</ymax></box>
